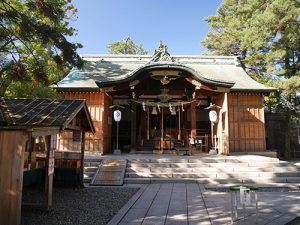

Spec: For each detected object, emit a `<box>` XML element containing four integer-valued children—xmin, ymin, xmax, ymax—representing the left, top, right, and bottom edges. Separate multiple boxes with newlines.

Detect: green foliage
<box><xmin>107</xmin><ymin>37</ymin><xmax>148</xmax><ymax>55</ymax></box>
<box><xmin>0</xmin><ymin>0</ymin><xmax>83</xmax><ymax>97</ymax></box>
<box><xmin>203</xmin><ymin>0</ymin><xmax>300</xmax><ymax>158</ymax></box>
<box><xmin>5</xmin><ymin>81</ymin><xmax>60</xmax><ymax>99</ymax></box>
<box><xmin>202</xmin><ymin>0</ymin><xmax>300</xmax><ymax>114</ymax></box>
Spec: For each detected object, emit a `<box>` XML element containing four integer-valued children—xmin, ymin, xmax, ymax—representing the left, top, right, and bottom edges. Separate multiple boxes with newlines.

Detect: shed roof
<box><xmin>55</xmin><ymin>43</ymin><xmax>275</xmax><ymax>93</ymax></box>
<box><xmin>0</xmin><ymin>98</ymin><xmax>95</xmax><ymax>133</ymax></box>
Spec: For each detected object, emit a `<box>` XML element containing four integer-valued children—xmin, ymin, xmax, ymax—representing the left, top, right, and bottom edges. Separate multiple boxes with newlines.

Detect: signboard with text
<box><xmin>240</xmin><ymin>187</ymin><xmax>251</xmax><ymax>205</ymax></box>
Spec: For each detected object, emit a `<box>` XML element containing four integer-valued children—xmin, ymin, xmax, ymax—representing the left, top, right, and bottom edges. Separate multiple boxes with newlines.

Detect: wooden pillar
<box><xmin>140</xmin><ymin>109</ymin><xmax>146</xmax><ymax>139</ymax></box>
<box><xmin>190</xmin><ymin>101</ymin><xmax>197</xmax><ymax>139</ymax></box>
<box><xmin>130</xmin><ymin>102</ymin><xmax>136</xmax><ymax>151</ymax></box>
<box><xmin>147</xmin><ymin>107</ymin><xmax>150</xmax><ymax>140</ymax></box>
<box><xmin>0</xmin><ymin>131</ymin><xmax>26</xmax><ymax>225</ymax></box>
<box><xmin>160</xmin><ymin>107</ymin><xmax>164</xmax><ymax>150</ymax></box>
<box><xmin>178</xmin><ymin>109</ymin><xmax>181</xmax><ymax>140</ymax></box>
<box><xmin>80</xmin><ymin>131</ymin><xmax>85</xmax><ymax>187</ymax></box>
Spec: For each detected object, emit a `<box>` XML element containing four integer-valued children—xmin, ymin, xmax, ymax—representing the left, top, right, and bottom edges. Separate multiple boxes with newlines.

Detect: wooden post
<box><xmin>80</xmin><ymin>131</ymin><xmax>85</xmax><ymax>187</ymax></box>
<box><xmin>0</xmin><ymin>131</ymin><xmax>26</xmax><ymax>225</ymax></box>
<box><xmin>160</xmin><ymin>107</ymin><xmax>164</xmax><ymax>150</ymax></box>
<box><xmin>178</xmin><ymin>108</ymin><xmax>181</xmax><ymax>140</ymax></box>
<box><xmin>146</xmin><ymin>107</ymin><xmax>150</xmax><ymax>140</ymax></box>
<box><xmin>45</xmin><ymin>135</ymin><xmax>54</xmax><ymax>211</ymax></box>
<box><xmin>140</xmin><ymin>109</ymin><xmax>146</xmax><ymax>139</ymax></box>
<box><xmin>190</xmin><ymin>101</ymin><xmax>197</xmax><ymax>139</ymax></box>
<box><xmin>131</xmin><ymin>102</ymin><xmax>136</xmax><ymax>151</ymax></box>
<box><xmin>211</xmin><ymin>122</ymin><xmax>214</xmax><ymax>149</ymax></box>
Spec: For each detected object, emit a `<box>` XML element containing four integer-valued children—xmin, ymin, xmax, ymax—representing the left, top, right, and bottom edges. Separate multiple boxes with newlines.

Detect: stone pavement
<box><xmin>107</xmin><ymin>183</ymin><xmax>300</xmax><ymax>225</ymax></box>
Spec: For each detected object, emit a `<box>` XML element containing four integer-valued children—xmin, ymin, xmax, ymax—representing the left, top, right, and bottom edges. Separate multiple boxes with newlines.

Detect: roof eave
<box><xmin>230</xmin><ymin>88</ymin><xmax>277</xmax><ymax>93</ymax></box>
<box><xmin>95</xmin><ymin>63</ymin><xmax>235</xmax><ymax>88</ymax></box>
<box><xmin>61</xmin><ymin>101</ymin><xmax>96</xmax><ymax>133</ymax></box>
<box><xmin>55</xmin><ymin>87</ymin><xmax>100</xmax><ymax>92</ymax></box>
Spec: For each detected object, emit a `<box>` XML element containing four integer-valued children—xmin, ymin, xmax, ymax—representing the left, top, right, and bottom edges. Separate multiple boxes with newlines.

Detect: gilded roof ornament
<box><xmin>150</xmin><ymin>41</ymin><xmax>174</xmax><ymax>62</ymax></box>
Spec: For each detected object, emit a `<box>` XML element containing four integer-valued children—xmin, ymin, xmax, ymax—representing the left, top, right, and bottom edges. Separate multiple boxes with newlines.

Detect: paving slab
<box><xmin>107</xmin><ymin>181</ymin><xmax>300</xmax><ymax>225</ymax></box>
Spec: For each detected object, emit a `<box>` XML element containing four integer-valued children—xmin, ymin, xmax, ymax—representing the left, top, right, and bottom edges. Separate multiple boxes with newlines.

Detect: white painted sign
<box><xmin>113</xmin><ymin>110</ymin><xmax>122</xmax><ymax>122</ymax></box>
<box><xmin>48</xmin><ymin>158</ymin><xmax>55</xmax><ymax>176</ymax></box>
<box><xmin>240</xmin><ymin>187</ymin><xmax>251</xmax><ymax>205</ymax></box>
<box><xmin>209</xmin><ymin>110</ymin><xmax>218</xmax><ymax>123</ymax></box>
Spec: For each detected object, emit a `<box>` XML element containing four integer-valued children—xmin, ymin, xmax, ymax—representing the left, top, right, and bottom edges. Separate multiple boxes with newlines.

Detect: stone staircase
<box><xmin>124</xmin><ymin>156</ymin><xmax>300</xmax><ymax>184</ymax></box>
<box><xmin>83</xmin><ymin>158</ymin><xmax>102</xmax><ymax>184</ymax></box>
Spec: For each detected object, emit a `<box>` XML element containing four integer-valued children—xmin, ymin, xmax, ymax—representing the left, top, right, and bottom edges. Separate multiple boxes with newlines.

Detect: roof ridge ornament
<box><xmin>150</xmin><ymin>41</ymin><xmax>174</xmax><ymax>62</ymax></box>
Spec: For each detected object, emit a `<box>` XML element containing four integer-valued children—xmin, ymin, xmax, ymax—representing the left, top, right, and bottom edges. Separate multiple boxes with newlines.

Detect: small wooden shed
<box><xmin>0</xmin><ymin>98</ymin><xmax>95</xmax><ymax>225</ymax></box>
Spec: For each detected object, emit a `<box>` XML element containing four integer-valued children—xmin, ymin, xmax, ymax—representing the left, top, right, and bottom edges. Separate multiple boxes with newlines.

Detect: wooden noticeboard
<box><xmin>72</xmin><ymin>130</ymin><xmax>81</xmax><ymax>142</ymax></box>
<box><xmin>48</xmin><ymin>135</ymin><xmax>56</xmax><ymax>176</ymax></box>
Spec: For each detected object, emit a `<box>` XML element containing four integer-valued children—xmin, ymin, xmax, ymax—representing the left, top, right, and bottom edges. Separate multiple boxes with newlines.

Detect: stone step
<box><xmin>83</xmin><ymin>176</ymin><xmax>92</xmax><ymax>183</ymax></box>
<box><xmin>126</xmin><ymin>166</ymin><xmax>300</xmax><ymax>173</ymax></box>
<box><xmin>135</xmin><ymin>150</ymin><xmax>154</xmax><ymax>154</ymax></box>
<box><xmin>84</xmin><ymin>171</ymin><xmax>96</xmax><ymax>178</ymax></box>
<box><xmin>127</xmin><ymin>160</ymin><xmax>282</xmax><ymax>165</ymax></box>
<box><xmin>138</xmin><ymin>146</ymin><xmax>154</xmax><ymax>150</ymax></box>
<box><xmin>84</xmin><ymin>166</ymin><xmax>98</xmax><ymax>172</ymax></box>
<box><xmin>83</xmin><ymin>164</ymin><xmax>99</xmax><ymax>185</ymax></box>
<box><xmin>123</xmin><ymin>176</ymin><xmax>300</xmax><ymax>184</ymax></box>
<box><xmin>126</xmin><ymin>162</ymin><xmax>291</xmax><ymax>169</ymax></box>
<box><xmin>125</xmin><ymin>171</ymin><xmax>300</xmax><ymax>179</ymax></box>
<box><xmin>84</xmin><ymin>158</ymin><xmax>102</xmax><ymax>162</ymax></box>
<box><xmin>127</xmin><ymin>157</ymin><xmax>280</xmax><ymax>163</ymax></box>
<box><xmin>84</xmin><ymin>161</ymin><xmax>101</xmax><ymax>167</ymax></box>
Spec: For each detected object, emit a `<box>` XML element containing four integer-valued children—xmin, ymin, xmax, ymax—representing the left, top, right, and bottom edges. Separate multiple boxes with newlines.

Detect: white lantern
<box><xmin>113</xmin><ymin>110</ymin><xmax>122</xmax><ymax>122</ymax></box>
<box><xmin>209</xmin><ymin>110</ymin><xmax>218</xmax><ymax>123</ymax></box>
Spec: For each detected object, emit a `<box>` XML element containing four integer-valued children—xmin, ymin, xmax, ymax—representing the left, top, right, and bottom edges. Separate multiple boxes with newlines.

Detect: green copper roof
<box><xmin>56</xmin><ymin>43</ymin><xmax>275</xmax><ymax>92</ymax></box>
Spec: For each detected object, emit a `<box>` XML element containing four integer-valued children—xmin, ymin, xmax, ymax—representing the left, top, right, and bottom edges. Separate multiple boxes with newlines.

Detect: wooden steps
<box><xmin>90</xmin><ymin>159</ymin><xmax>127</xmax><ymax>186</ymax></box>
<box><xmin>83</xmin><ymin>158</ymin><xmax>102</xmax><ymax>184</ymax></box>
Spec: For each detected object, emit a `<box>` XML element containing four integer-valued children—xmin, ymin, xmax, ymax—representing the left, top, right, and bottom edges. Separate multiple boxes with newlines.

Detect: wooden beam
<box><xmin>31</xmin><ymin>128</ymin><xmax>60</xmax><ymax>138</ymax></box>
<box><xmin>185</xmin><ymin>77</ymin><xmax>217</xmax><ymax>91</ymax></box>
<box><xmin>66</xmin><ymin>124</ymin><xmax>82</xmax><ymax>131</ymax></box>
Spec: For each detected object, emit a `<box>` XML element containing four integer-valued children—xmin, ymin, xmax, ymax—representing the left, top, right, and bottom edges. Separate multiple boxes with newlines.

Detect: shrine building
<box><xmin>55</xmin><ymin>43</ymin><xmax>275</xmax><ymax>155</ymax></box>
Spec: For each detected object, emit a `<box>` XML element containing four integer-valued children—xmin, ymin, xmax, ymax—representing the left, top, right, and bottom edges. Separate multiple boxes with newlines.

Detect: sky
<box><xmin>69</xmin><ymin>0</ymin><xmax>223</xmax><ymax>55</ymax></box>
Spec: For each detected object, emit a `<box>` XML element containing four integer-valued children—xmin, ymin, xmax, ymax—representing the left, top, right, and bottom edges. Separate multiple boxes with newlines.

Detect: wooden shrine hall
<box><xmin>55</xmin><ymin>42</ymin><xmax>275</xmax><ymax>155</ymax></box>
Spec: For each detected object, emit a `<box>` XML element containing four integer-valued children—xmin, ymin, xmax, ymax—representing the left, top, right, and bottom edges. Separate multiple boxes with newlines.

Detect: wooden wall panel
<box><xmin>213</xmin><ymin>93</ymin><xmax>229</xmax><ymax>155</ymax></box>
<box><xmin>0</xmin><ymin>131</ymin><xmax>27</xmax><ymax>225</ymax></box>
<box><xmin>102</xmin><ymin>93</ymin><xmax>112</xmax><ymax>154</ymax></box>
<box><xmin>228</xmin><ymin>93</ymin><xmax>266</xmax><ymax>152</ymax></box>
<box><xmin>58</xmin><ymin>91</ymin><xmax>106</xmax><ymax>153</ymax></box>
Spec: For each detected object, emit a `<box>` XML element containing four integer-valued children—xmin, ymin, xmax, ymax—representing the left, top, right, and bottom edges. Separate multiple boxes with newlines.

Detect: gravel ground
<box><xmin>21</xmin><ymin>186</ymin><xmax>139</xmax><ymax>225</ymax></box>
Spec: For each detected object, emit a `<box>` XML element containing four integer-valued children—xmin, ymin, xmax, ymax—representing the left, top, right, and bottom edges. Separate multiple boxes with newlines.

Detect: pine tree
<box><xmin>202</xmin><ymin>0</ymin><xmax>300</xmax><ymax>158</ymax></box>
<box><xmin>0</xmin><ymin>0</ymin><xmax>83</xmax><ymax>97</ymax></box>
<box><xmin>107</xmin><ymin>37</ymin><xmax>148</xmax><ymax>55</ymax></box>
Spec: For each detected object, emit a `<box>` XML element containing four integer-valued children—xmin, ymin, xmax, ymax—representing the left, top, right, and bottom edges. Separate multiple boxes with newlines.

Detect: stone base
<box><xmin>153</xmin><ymin>149</ymin><xmax>163</xmax><ymax>154</ymax></box>
<box><xmin>209</xmin><ymin>149</ymin><xmax>218</xmax><ymax>155</ymax></box>
<box><xmin>113</xmin><ymin>149</ymin><xmax>121</xmax><ymax>155</ymax></box>
<box><xmin>129</xmin><ymin>148</ymin><xmax>137</xmax><ymax>154</ymax></box>
<box><xmin>228</xmin><ymin>151</ymin><xmax>277</xmax><ymax>158</ymax></box>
